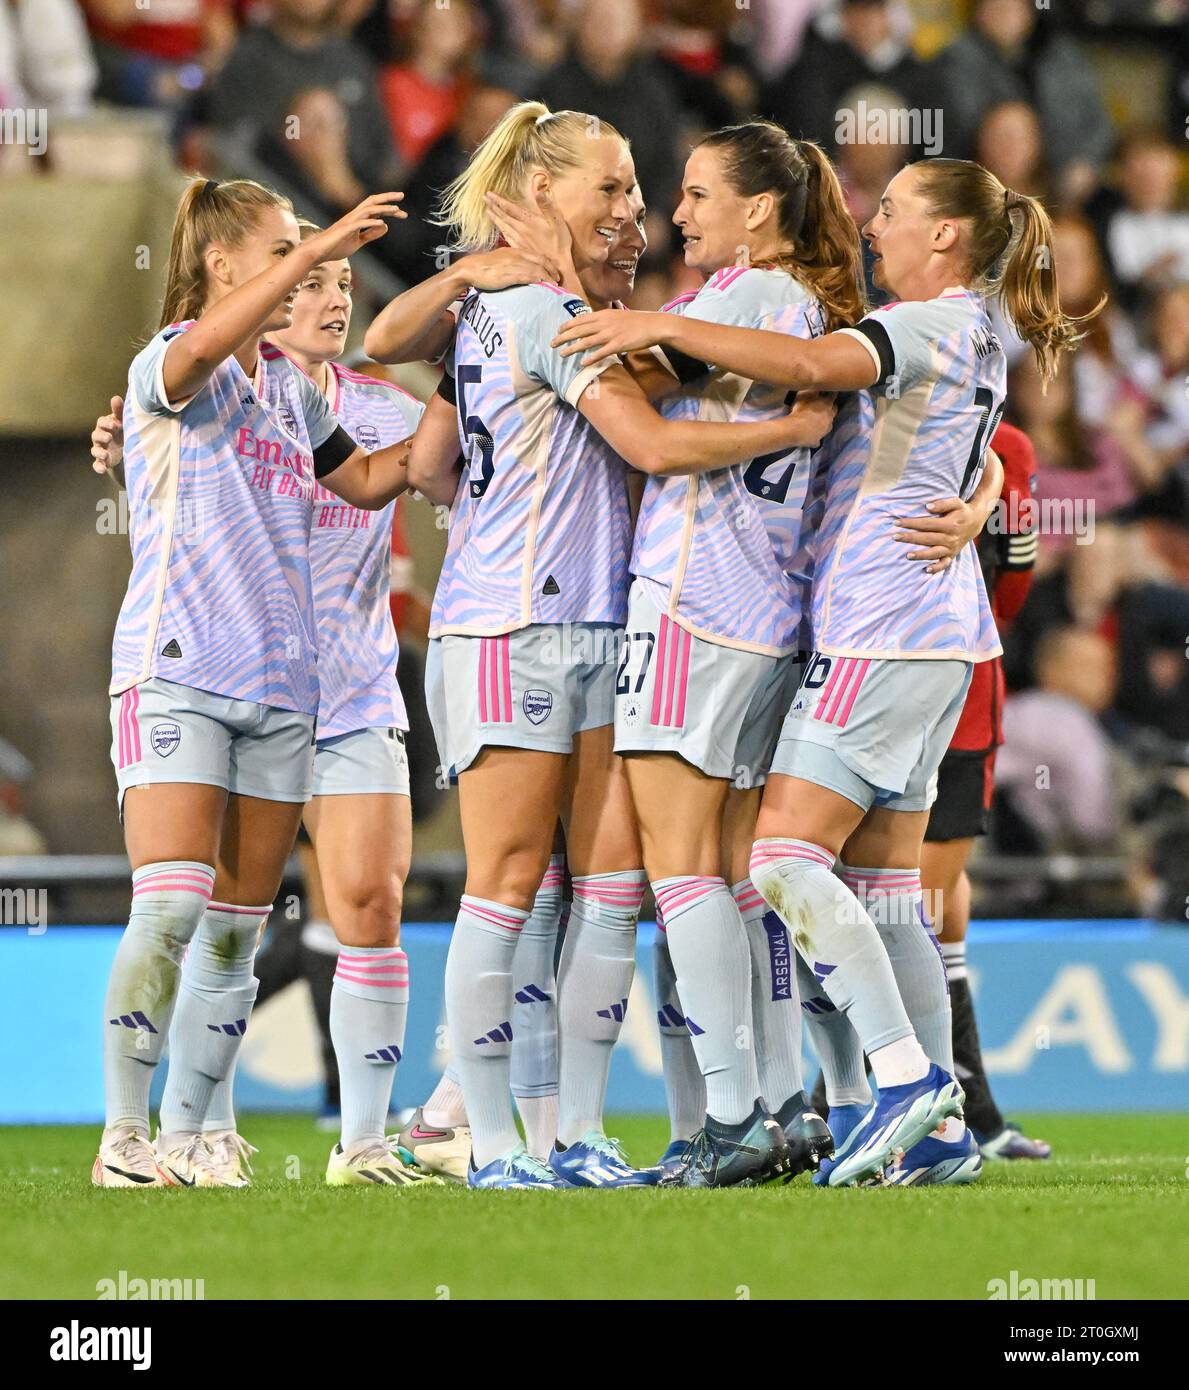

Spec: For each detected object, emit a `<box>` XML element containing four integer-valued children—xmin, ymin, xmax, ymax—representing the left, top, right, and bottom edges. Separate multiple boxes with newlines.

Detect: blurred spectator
<box><xmin>975</xmin><ymin>100</ymin><xmax>1049</xmax><ymax>202</ymax></box>
<box><xmin>1104</xmin><ymin>129</ymin><xmax>1189</xmax><ymax>297</ymax></box>
<box><xmin>1040</xmin><ymin>216</ymin><xmax>1142</xmax><ymax>433</ymax></box>
<box><xmin>538</xmin><ymin>0</ymin><xmax>684</xmax><ymax>242</ymax></box>
<box><xmin>210</xmin><ymin>0</ymin><xmax>399</xmax><ymax>189</ymax></box>
<box><xmin>762</xmin><ymin>0</ymin><xmax>935</xmax><ymax>158</ymax></box>
<box><xmin>0</xmin><ymin>737</ymin><xmax>46</xmax><ymax>856</ymax></box>
<box><xmin>745</xmin><ymin>0</ymin><xmax>826</xmax><ymax>85</ymax></box>
<box><xmin>833</xmin><ymin>83</ymin><xmax>909</xmax><ymax>297</ymax></box>
<box><xmin>357</xmin><ymin>0</ymin><xmax>567</xmax><ymax>93</ymax></box>
<box><xmin>259</xmin><ymin>86</ymin><xmax>365</xmax><ymax>220</ymax></box>
<box><xmin>81</xmin><ymin>0</ymin><xmax>235</xmax><ymax>109</ymax></box>
<box><xmin>996</xmin><ymin>628</ymin><xmax>1121</xmax><ymax>851</ymax></box>
<box><xmin>379</xmin><ymin>0</ymin><xmax>476</xmax><ymax>172</ymax></box>
<box><xmin>0</xmin><ymin>0</ymin><xmax>96</xmax><ymax>117</ymax></box>
<box><xmin>1010</xmin><ymin>357</ymin><xmax>1161</xmax><ymax>565</ymax></box>
<box><xmin>1130</xmin><ymin>284</ymin><xmax>1189</xmax><ymax>468</ymax></box>
<box><xmin>387</xmin><ymin>82</ymin><xmax>517</xmax><ymax>283</ymax></box>
<box><xmin>1112</xmin><ymin>574</ymin><xmax>1189</xmax><ymax>745</ymax></box>
<box><xmin>937</xmin><ymin>0</ymin><xmax>1113</xmax><ymax>203</ymax></box>
<box><xmin>648</xmin><ymin>0</ymin><xmax>757</xmax><ymax>132</ymax></box>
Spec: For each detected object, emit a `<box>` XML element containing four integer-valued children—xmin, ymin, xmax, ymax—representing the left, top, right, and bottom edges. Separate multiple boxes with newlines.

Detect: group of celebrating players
<box><xmin>89</xmin><ymin>98</ymin><xmax>1084</xmax><ymax>1192</ymax></box>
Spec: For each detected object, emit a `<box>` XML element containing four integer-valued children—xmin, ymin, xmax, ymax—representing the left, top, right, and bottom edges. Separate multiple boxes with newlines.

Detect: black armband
<box><xmin>313</xmin><ymin>424</ymin><xmax>358</xmax><ymax>479</ymax></box>
<box><xmin>850</xmin><ymin>319</ymin><xmax>897</xmax><ymax>391</ymax></box>
<box><xmin>658</xmin><ymin>345</ymin><xmax>712</xmax><ymax>385</ymax></box>
<box><xmin>436</xmin><ymin>372</ymin><xmax>457</xmax><ymax>406</ymax></box>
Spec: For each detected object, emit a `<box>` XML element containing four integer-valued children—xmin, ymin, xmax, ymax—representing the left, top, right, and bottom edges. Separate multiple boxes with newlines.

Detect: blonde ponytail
<box><xmin>159</xmin><ymin>177</ymin><xmax>292</xmax><ymax>330</ymax></box>
<box><xmin>434</xmin><ymin>100</ymin><xmax>627</xmax><ymax>251</ymax></box>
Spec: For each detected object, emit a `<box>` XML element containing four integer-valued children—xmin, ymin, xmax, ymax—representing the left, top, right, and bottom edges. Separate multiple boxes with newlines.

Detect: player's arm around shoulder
<box><xmin>575</xmin><ymin>364</ymin><xmax>835</xmax><ymax>477</ymax></box>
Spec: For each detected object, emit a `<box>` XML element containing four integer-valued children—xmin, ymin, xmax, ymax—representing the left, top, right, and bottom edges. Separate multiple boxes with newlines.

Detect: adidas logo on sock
<box><xmin>801</xmin><ymin>996</ymin><xmax>837</xmax><ymax>1015</ymax></box>
<box><xmin>812</xmin><ymin>960</ymin><xmax>836</xmax><ymax>987</ymax></box>
<box><xmin>364</xmin><ymin>1043</ymin><xmax>402</xmax><ymax>1062</ymax></box>
<box><xmin>160</xmin><ymin>638</ymin><xmax>182</xmax><ymax>658</ymax></box>
<box><xmin>596</xmin><ymin>997</ymin><xmax>629</xmax><ymax>1022</ymax></box>
<box><xmin>206</xmin><ymin>1018</ymin><xmax>247</xmax><ymax>1036</ymax></box>
<box><xmin>542</xmin><ymin>575</ymin><xmax>560</xmax><ymax>596</ymax></box>
<box><xmin>515</xmin><ymin>983</ymin><xmax>552</xmax><ymax>1004</ymax></box>
<box><xmin>108</xmin><ymin>1010</ymin><xmax>158</xmax><ymax>1034</ymax></box>
<box><xmin>474</xmin><ymin>1021</ymin><xmax>514</xmax><ymax>1046</ymax></box>
<box><xmin>657</xmin><ymin>1003</ymin><xmax>704</xmax><ymax>1037</ymax></box>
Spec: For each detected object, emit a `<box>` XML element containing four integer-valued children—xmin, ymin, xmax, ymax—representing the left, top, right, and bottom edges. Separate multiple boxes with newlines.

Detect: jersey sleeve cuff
<box><xmin>153</xmin><ymin>346</ymin><xmax>196</xmax><ymax>415</ymax></box>
<box><xmin>564</xmin><ymin>354</ymin><xmax>619</xmax><ymax>409</ymax></box>
<box><xmin>838</xmin><ymin>322</ymin><xmax>895</xmax><ymax>388</ymax></box>
<box><xmin>313</xmin><ymin>423</ymin><xmax>358</xmax><ymax>479</ymax></box>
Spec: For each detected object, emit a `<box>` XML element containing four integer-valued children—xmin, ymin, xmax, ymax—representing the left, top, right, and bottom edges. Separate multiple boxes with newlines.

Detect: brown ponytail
<box><xmin>158</xmin><ymin>176</ymin><xmax>293</xmax><ymax>330</ymax></box>
<box><xmin>910</xmin><ymin>158</ymin><xmax>1103</xmax><ymax>383</ymax></box>
<box><xmin>695</xmin><ymin>122</ymin><xmax>866</xmax><ymax>331</ymax></box>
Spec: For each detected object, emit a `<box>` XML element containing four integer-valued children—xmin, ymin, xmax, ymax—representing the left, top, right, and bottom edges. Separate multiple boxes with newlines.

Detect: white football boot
<box><xmin>206</xmin><ymin>1130</ymin><xmax>257</xmax><ymax>1187</ymax></box>
<box><xmin>92</xmin><ymin>1126</ymin><xmax>168</xmax><ymax>1188</ymax></box>
<box><xmin>326</xmin><ymin>1136</ymin><xmax>447</xmax><ymax>1187</ymax></box>
<box><xmin>395</xmin><ymin>1107</ymin><xmax>472</xmax><ymax>1183</ymax></box>
<box><xmin>155</xmin><ymin>1133</ymin><xmax>235</xmax><ymax>1188</ymax></box>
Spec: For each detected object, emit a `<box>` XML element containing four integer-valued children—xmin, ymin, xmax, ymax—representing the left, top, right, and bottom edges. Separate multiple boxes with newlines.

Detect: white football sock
<box><xmin>652</xmin><ymin>875</ymin><xmax>759</xmax><ymax>1126</ymax></box>
<box><xmin>556</xmin><ymin>869</ymin><xmax>646</xmax><ymax>1144</ymax></box>
<box><xmin>750</xmin><ymin>838</ymin><xmax>926</xmax><ymax>1089</ymax></box>
<box><xmin>445</xmin><ymin>895</ymin><xmax>528</xmax><ymax>1167</ymax></box>
<box><xmin>733</xmin><ymin>877</ymin><xmax>804</xmax><ymax>1112</ymax></box>
<box><xmin>102</xmin><ymin>861</ymin><xmax>216</xmax><ymax>1136</ymax></box>
<box><xmin>331</xmin><ymin>945</ymin><xmax>410</xmax><ymax>1148</ymax></box>
<box><xmin>159</xmin><ymin>901</ymin><xmax>267</xmax><ymax>1143</ymax></box>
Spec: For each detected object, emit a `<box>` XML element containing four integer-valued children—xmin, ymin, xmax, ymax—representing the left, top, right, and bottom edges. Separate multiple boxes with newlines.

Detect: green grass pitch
<box><xmin>3</xmin><ymin>1114</ymin><xmax>1186</xmax><ymax>1301</ymax></box>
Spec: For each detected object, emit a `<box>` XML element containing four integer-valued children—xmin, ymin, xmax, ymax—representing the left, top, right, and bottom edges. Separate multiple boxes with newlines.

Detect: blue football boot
<box><xmin>880</xmin><ymin>1125</ymin><xmax>983</xmax><ymax>1186</ymax></box>
<box><xmin>660</xmin><ymin>1101</ymin><xmax>791</xmax><ymax>1188</ymax></box>
<box><xmin>828</xmin><ymin>1064</ymin><xmax>964</xmax><ymax>1188</ymax></box>
<box><xmin>549</xmin><ymin>1131</ymin><xmax>661</xmax><ymax>1187</ymax></box>
<box><xmin>467</xmin><ymin>1144</ymin><xmax>569</xmax><ymax>1189</ymax></box>
<box><xmin>774</xmin><ymin>1090</ymin><xmax>834</xmax><ymax>1180</ymax></box>
<box><xmin>813</xmin><ymin>1102</ymin><xmax>868</xmax><ymax>1187</ymax></box>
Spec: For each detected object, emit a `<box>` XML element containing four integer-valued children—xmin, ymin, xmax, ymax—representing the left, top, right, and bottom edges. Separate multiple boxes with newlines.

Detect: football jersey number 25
<box><xmin>456</xmin><ymin>364</ymin><xmax>496</xmax><ymax>499</ymax></box>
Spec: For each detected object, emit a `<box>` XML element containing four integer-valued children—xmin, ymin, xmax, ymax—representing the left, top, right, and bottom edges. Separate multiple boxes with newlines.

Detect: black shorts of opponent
<box><xmin>924</xmin><ymin>747</ymin><xmax>996</xmax><ymax>842</ymax></box>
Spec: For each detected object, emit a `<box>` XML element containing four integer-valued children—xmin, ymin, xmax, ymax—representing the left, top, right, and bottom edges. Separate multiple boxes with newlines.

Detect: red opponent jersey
<box><xmin>949</xmin><ymin>420</ymin><xmax>1039</xmax><ymax>753</ymax></box>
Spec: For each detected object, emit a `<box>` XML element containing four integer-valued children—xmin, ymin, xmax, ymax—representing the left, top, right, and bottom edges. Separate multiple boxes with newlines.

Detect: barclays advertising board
<box><xmin>0</xmin><ymin>922</ymin><xmax>1185</xmax><ymax>1123</ymax></box>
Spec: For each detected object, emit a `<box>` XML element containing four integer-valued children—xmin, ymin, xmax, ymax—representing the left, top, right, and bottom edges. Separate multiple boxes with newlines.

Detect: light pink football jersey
<box><xmin>309</xmin><ymin>363</ymin><xmax>424</xmax><ymax>738</ymax></box>
<box><xmin>817</xmin><ymin>288</ymin><xmax>1006</xmax><ymax>660</ymax></box>
<box><xmin>431</xmin><ymin>283</ymin><xmax>632</xmax><ymax>636</ymax></box>
<box><xmin>631</xmin><ymin>266</ymin><xmax>824</xmax><ymax>655</ymax></box>
<box><xmin>112</xmin><ymin>325</ymin><xmax>338</xmax><ymax>714</ymax></box>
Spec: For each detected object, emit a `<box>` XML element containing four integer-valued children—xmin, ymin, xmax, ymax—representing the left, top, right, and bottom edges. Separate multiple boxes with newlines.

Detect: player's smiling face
<box><xmin>539</xmin><ymin>136</ymin><xmax>636</xmax><ymax>274</ymax></box>
<box><xmin>863</xmin><ymin>166</ymin><xmax>939</xmax><ymax>298</ymax></box>
<box><xmin>211</xmin><ymin>205</ymin><xmax>304</xmax><ymax>331</ymax></box>
<box><xmin>582</xmin><ymin>188</ymin><xmax>647</xmax><ymax>307</ymax></box>
<box><xmin>674</xmin><ymin>145</ymin><xmax>754</xmax><ymax>275</ymax></box>
<box><xmin>273</xmin><ymin>260</ymin><xmax>352</xmax><ymax>364</ymax></box>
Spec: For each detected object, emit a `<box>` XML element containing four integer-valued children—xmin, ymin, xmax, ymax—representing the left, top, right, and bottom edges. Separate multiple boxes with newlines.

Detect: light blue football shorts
<box><xmin>431</xmin><ymin>623</ymin><xmax>621</xmax><ymax>777</ymax></box>
<box><xmin>110</xmin><ymin>676</ymin><xmax>315</xmax><ymax>814</ymax></box>
<box><xmin>769</xmin><ymin>653</ymin><xmax>974</xmax><ymax>812</ymax></box>
<box><xmin>311</xmin><ymin>726</ymin><xmax>409</xmax><ymax>797</ymax></box>
<box><xmin>613</xmin><ymin>581</ymin><xmax>802</xmax><ymax>786</ymax></box>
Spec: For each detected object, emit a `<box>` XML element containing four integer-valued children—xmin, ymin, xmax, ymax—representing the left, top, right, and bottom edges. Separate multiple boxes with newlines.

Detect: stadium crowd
<box><xmin>3</xmin><ymin>0</ymin><xmax>1188</xmax><ymax>920</ymax></box>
